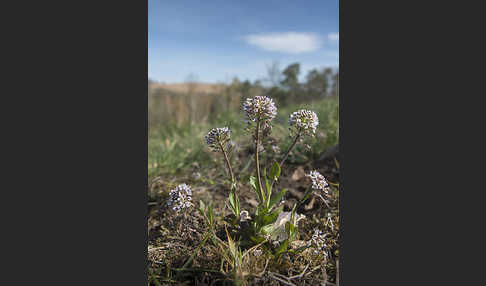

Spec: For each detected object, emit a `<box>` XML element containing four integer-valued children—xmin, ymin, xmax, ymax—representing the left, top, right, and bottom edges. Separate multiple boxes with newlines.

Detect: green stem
<box><xmin>219</xmin><ymin>141</ymin><xmax>235</xmax><ymax>184</ymax></box>
<box><xmin>279</xmin><ymin>133</ymin><xmax>300</xmax><ymax>168</ymax></box>
<box><xmin>255</xmin><ymin>120</ymin><xmax>265</xmax><ymax>203</ymax></box>
<box><xmin>269</xmin><ymin>133</ymin><xmax>301</xmax><ymax>191</ymax></box>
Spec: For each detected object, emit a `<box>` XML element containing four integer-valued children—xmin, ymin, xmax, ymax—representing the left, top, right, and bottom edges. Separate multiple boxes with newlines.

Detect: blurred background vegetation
<box><xmin>148</xmin><ymin>62</ymin><xmax>339</xmax><ymax>180</ymax></box>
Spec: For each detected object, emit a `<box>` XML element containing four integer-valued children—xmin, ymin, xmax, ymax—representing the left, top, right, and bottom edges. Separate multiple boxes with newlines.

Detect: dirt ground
<box><xmin>148</xmin><ymin>153</ymin><xmax>339</xmax><ymax>285</ymax></box>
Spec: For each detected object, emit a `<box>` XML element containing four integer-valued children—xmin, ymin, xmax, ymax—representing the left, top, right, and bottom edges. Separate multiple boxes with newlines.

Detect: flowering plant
<box><xmin>202</xmin><ymin>97</ymin><xmax>328</xmax><ymax>253</ymax></box>
<box><xmin>166</xmin><ymin>96</ymin><xmax>334</xmax><ymax>283</ymax></box>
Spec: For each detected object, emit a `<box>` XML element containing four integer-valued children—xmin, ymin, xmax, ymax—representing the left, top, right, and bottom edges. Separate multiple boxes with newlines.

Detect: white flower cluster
<box><xmin>308</xmin><ymin>228</ymin><xmax>328</xmax><ymax>256</ymax></box>
<box><xmin>289</xmin><ymin>109</ymin><xmax>319</xmax><ymax>137</ymax></box>
<box><xmin>205</xmin><ymin>127</ymin><xmax>231</xmax><ymax>152</ymax></box>
<box><xmin>167</xmin><ymin>183</ymin><xmax>193</xmax><ymax>212</ymax></box>
<box><xmin>306</xmin><ymin>170</ymin><xmax>330</xmax><ymax>194</ymax></box>
<box><xmin>243</xmin><ymin>96</ymin><xmax>277</xmax><ymax>125</ymax></box>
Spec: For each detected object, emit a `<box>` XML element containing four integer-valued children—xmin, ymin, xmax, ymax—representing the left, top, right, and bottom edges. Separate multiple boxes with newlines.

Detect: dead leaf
<box><xmin>268</xmin><ymin>211</ymin><xmax>306</xmax><ymax>242</ymax></box>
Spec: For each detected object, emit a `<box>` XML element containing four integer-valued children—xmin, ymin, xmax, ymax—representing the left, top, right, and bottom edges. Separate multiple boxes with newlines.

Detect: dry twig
<box><xmin>288</xmin><ymin>263</ymin><xmax>310</xmax><ymax>279</ymax></box>
<box><xmin>268</xmin><ymin>272</ymin><xmax>297</xmax><ymax>286</ymax></box>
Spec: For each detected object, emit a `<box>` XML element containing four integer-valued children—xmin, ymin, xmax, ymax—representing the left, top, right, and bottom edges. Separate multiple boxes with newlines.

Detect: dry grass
<box><xmin>148</xmin><ymin>149</ymin><xmax>340</xmax><ymax>286</ymax></box>
<box><xmin>149</xmin><ymin>85</ymin><xmax>245</xmax><ymax>128</ymax></box>
<box><xmin>151</xmin><ymin>82</ymin><xmax>226</xmax><ymax>94</ymax></box>
<box><xmin>148</xmin><ymin>81</ymin><xmax>267</xmax><ymax>129</ymax></box>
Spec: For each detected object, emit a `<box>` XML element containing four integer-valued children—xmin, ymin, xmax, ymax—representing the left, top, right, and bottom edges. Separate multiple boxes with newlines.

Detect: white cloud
<box><xmin>243</xmin><ymin>32</ymin><xmax>322</xmax><ymax>54</ymax></box>
<box><xmin>328</xmin><ymin>32</ymin><xmax>339</xmax><ymax>42</ymax></box>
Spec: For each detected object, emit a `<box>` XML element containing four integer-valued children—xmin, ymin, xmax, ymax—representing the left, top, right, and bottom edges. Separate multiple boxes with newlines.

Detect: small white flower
<box><xmin>306</xmin><ymin>170</ymin><xmax>330</xmax><ymax>194</ymax></box>
<box><xmin>243</xmin><ymin>96</ymin><xmax>277</xmax><ymax>125</ymax></box>
<box><xmin>289</xmin><ymin>109</ymin><xmax>319</xmax><ymax>137</ymax></box>
<box><xmin>167</xmin><ymin>183</ymin><xmax>193</xmax><ymax>212</ymax></box>
<box><xmin>308</xmin><ymin>228</ymin><xmax>328</xmax><ymax>256</ymax></box>
<box><xmin>205</xmin><ymin>127</ymin><xmax>231</xmax><ymax>152</ymax></box>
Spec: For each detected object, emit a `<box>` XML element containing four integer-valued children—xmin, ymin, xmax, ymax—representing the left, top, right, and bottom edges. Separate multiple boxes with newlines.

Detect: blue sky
<box><xmin>149</xmin><ymin>0</ymin><xmax>339</xmax><ymax>83</ymax></box>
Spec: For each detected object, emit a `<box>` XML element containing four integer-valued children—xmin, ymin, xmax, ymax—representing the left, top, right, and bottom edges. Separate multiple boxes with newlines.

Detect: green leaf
<box><xmin>268</xmin><ymin>161</ymin><xmax>281</xmax><ymax>181</ymax></box>
<box><xmin>285</xmin><ymin>222</ymin><xmax>290</xmax><ymax>235</ymax></box>
<box><xmin>265</xmin><ymin>177</ymin><xmax>271</xmax><ymax>207</ymax></box>
<box><xmin>260</xmin><ymin>224</ymin><xmax>275</xmax><ymax>235</ymax></box>
<box><xmin>198</xmin><ymin>200</ymin><xmax>206</xmax><ymax>217</ymax></box>
<box><xmin>259</xmin><ymin>205</ymin><xmax>283</xmax><ymax>231</ymax></box>
<box><xmin>236</xmin><ymin>195</ymin><xmax>240</xmax><ymax>216</ymax></box>
<box><xmin>268</xmin><ymin>189</ymin><xmax>287</xmax><ymax>210</ymax></box>
<box><xmin>290</xmin><ymin>208</ymin><xmax>296</xmax><ymax>228</ymax></box>
<box><xmin>254</xmin><ymin>205</ymin><xmax>268</xmax><ymax>228</ymax></box>
<box><xmin>235</xmin><ymin>193</ymin><xmax>240</xmax><ymax>217</ymax></box>
<box><xmin>270</xmin><ymin>205</ymin><xmax>284</xmax><ymax>217</ymax></box>
<box><xmin>258</xmin><ymin>204</ymin><xmax>267</xmax><ymax>215</ymax></box>
<box><xmin>262</xmin><ymin>209</ymin><xmax>280</xmax><ymax>226</ymax></box>
<box><xmin>290</xmin><ymin>202</ymin><xmax>297</xmax><ymax>221</ymax></box>
<box><xmin>249</xmin><ymin>235</ymin><xmax>266</xmax><ymax>244</ymax></box>
<box><xmin>285</xmin><ymin>221</ymin><xmax>294</xmax><ymax>236</ymax></box>
<box><xmin>250</xmin><ymin>175</ymin><xmax>264</xmax><ymax>203</ymax></box>
<box><xmin>249</xmin><ymin>176</ymin><xmax>257</xmax><ymax>190</ymax></box>
<box><xmin>228</xmin><ymin>189</ymin><xmax>240</xmax><ymax>218</ymax></box>
<box><xmin>289</xmin><ymin>229</ymin><xmax>298</xmax><ymax>241</ymax></box>
<box><xmin>207</xmin><ymin>205</ymin><xmax>214</xmax><ymax>227</ymax></box>
<box><xmin>225</xmin><ymin>226</ymin><xmax>237</xmax><ymax>259</ymax></box>
<box><xmin>229</xmin><ymin>190</ymin><xmax>236</xmax><ymax>213</ymax></box>
<box><xmin>275</xmin><ymin>239</ymin><xmax>290</xmax><ymax>256</ymax></box>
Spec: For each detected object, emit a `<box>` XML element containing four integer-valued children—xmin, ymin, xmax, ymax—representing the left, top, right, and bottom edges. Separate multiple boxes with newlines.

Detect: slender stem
<box><xmin>269</xmin><ymin>133</ymin><xmax>301</xmax><ymax>192</ymax></box>
<box><xmin>317</xmin><ymin>193</ymin><xmax>331</xmax><ymax>209</ymax></box>
<box><xmin>279</xmin><ymin>133</ymin><xmax>300</xmax><ymax>168</ymax></box>
<box><xmin>219</xmin><ymin>142</ymin><xmax>235</xmax><ymax>183</ymax></box>
<box><xmin>255</xmin><ymin>120</ymin><xmax>264</xmax><ymax>202</ymax></box>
